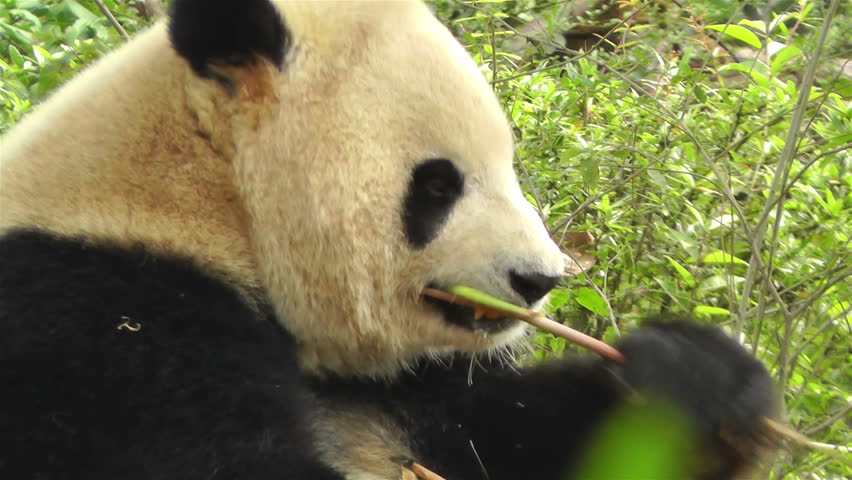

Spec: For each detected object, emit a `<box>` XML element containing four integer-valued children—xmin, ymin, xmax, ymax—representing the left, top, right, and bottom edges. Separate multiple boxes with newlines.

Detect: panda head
<box><xmin>0</xmin><ymin>0</ymin><xmax>561</xmax><ymax>377</ymax></box>
<box><xmin>163</xmin><ymin>0</ymin><xmax>565</xmax><ymax>376</ymax></box>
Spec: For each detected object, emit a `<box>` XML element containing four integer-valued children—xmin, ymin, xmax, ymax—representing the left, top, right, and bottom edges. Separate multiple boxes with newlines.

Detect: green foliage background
<box><xmin>1</xmin><ymin>0</ymin><xmax>849</xmax><ymax>478</ymax></box>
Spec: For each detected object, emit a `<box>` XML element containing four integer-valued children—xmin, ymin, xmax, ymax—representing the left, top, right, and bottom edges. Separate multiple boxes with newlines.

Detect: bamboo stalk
<box><xmin>421</xmin><ymin>287</ymin><xmax>850</xmax><ymax>457</ymax></box>
<box><xmin>422</xmin><ymin>288</ymin><xmax>624</xmax><ymax>363</ymax></box>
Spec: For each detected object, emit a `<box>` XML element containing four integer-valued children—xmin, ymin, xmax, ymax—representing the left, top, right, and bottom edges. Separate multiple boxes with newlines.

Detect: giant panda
<box><xmin>0</xmin><ymin>0</ymin><xmax>777</xmax><ymax>479</ymax></box>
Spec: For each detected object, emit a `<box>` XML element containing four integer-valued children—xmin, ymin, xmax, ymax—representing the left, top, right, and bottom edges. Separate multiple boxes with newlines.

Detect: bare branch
<box><xmin>94</xmin><ymin>0</ymin><xmax>129</xmax><ymax>41</ymax></box>
<box><xmin>737</xmin><ymin>0</ymin><xmax>841</xmax><ymax>339</ymax></box>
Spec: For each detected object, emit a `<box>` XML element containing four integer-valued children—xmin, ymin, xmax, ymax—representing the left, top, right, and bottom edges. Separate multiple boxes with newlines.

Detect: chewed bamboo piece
<box><xmin>421</xmin><ymin>285</ymin><xmax>852</xmax><ymax>459</ymax></box>
<box><xmin>401</xmin><ymin>462</ymin><xmax>448</xmax><ymax>480</ymax></box>
<box><xmin>421</xmin><ymin>286</ymin><xmax>625</xmax><ymax>363</ymax></box>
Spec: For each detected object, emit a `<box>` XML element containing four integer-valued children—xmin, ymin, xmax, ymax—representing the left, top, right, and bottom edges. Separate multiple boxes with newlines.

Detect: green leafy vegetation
<box><xmin>0</xmin><ymin>0</ymin><xmax>150</xmax><ymax>129</ymax></box>
<box><xmin>1</xmin><ymin>0</ymin><xmax>849</xmax><ymax>478</ymax></box>
<box><xmin>441</xmin><ymin>0</ymin><xmax>849</xmax><ymax>476</ymax></box>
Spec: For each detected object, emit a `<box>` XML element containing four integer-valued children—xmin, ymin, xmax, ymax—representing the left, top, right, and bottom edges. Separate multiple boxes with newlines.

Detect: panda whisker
<box><xmin>495</xmin><ymin>345</ymin><xmax>520</xmax><ymax>373</ymax></box>
<box><xmin>468</xmin><ymin>439</ymin><xmax>491</xmax><ymax>480</ymax></box>
<box><xmin>430</xmin><ymin>351</ymin><xmax>451</xmax><ymax>370</ymax></box>
<box><xmin>466</xmin><ymin>354</ymin><xmax>477</xmax><ymax>386</ymax></box>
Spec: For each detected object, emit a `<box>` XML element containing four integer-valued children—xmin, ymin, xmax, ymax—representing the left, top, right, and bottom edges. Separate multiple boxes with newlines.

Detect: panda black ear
<box><xmin>169</xmin><ymin>0</ymin><xmax>290</xmax><ymax>78</ymax></box>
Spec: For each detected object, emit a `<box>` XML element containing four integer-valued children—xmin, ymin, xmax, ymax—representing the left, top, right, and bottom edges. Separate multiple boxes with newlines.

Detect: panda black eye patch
<box><xmin>402</xmin><ymin>158</ymin><xmax>464</xmax><ymax>249</ymax></box>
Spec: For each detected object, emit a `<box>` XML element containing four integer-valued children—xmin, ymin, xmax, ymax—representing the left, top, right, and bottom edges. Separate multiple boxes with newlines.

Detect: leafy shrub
<box><xmin>445</xmin><ymin>1</ymin><xmax>849</xmax><ymax>477</ymax></box>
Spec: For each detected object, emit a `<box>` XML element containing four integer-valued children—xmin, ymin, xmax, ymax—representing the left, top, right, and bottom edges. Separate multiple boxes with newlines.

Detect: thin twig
<box><xmin>787</xmin><ymin>302</ymin><xmax>852</xmax><ymax>366</ymax></box>
<box><xmin>94</xmin><ymin>0</ymin><xmax>129</xmax><ymax>41</ymax></box>
<box><xmin>737</xmin><ymin>0</ymin><xmax>840</xmax><ymax>341</ymax></box>
<box><xmin>764</xmin><ymin>420</ymin><xmax>852</xmax><ymax>460</ymax></box>
<box><xmin>480</xmin><ymin>2</ymin><xmax>653</xmax><ymax>85</ymax></box>
<box><xmin>804</xmin><ymin>404</ymin><xmax>852</xmax><ymax>436</ymax></box>
<box><xmin>790</xmin><ymin>267</ymin><xmax>852</xmax><ymax>324</ymax></box>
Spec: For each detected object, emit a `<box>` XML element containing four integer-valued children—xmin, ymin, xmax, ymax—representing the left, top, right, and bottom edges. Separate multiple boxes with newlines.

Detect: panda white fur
<box><xmin>0</xmin><ymin>1</ymin><xmax>776</xmax><ymax>479</ymax></box>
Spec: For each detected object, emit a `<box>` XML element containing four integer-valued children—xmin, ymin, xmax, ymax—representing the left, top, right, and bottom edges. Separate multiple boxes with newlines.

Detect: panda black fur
<box><xmin>0</xmin><ymin>230</ymin><xmax>340</xmax><ymax>479</ymax></box>
<box><xmin>0</xmin><ymin>1</ymin><xmax>776</xmax><ymax>479</ymax></box>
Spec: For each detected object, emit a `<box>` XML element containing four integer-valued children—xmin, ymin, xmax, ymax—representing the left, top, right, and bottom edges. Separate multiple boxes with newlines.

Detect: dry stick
<box><xmin>420</xmin><ymin>289</ymin><xmax>851</xmax><ymax>457</ymax></box>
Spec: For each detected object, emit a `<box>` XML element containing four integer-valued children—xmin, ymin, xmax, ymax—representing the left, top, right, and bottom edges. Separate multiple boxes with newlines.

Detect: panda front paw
<box><xmin>615</xmin><ymin>319</ymin><xmax>779</xmax><ymax>476</ymax></box>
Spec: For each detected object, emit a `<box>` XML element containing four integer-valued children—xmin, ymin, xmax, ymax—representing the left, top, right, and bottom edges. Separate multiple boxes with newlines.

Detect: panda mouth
<box><xmin>423</xmin><ymin>283</ymin><xmax>518</xmax><ymax>333</ymax></box>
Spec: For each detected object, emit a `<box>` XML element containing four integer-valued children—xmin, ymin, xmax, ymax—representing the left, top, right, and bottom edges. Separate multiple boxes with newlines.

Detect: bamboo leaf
<box><xmin>575</xmin><ymin>287</ymin><xmax>609</xmax><ymax>316</ymax></box>
<box><xmin>702</xmin><ymin>251</ymin><xmax>748</xmax><ymax>267</ymax></box>
<box><xmin>706</xmin><ymin>24</ymin><xmax>762</xmax><ymax>49</ymax></box>
<box><xmin>693</xmin><ymin>305</ymin><xmax>731</xmax><ymax>318</ymax></box>
<box><xmin>665</xmin><ymin>256</ymin><xmax>696</xmax><ymax>288</ymax></box>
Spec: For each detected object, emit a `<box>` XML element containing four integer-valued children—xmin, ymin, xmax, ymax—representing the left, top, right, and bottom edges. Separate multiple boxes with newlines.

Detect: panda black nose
<box><xmin>509</xmin><ymin>270</ymin><xmax>561</xmax><ymax>305</ymax></box>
